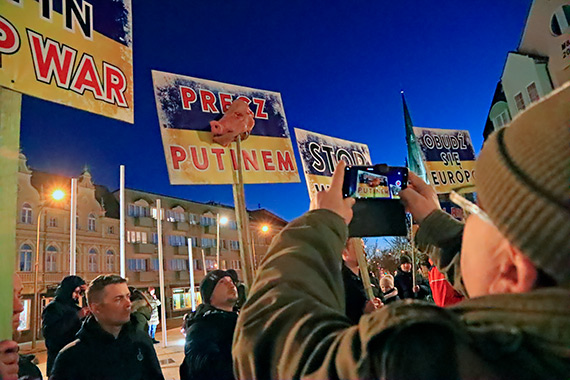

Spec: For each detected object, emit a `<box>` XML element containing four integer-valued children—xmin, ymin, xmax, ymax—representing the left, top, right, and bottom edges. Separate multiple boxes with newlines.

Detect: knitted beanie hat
<box><xmin>399</xmin><ymin>255</ymin><xmax>412</xmax><ymax>265</ymax></box>
<box><xmin>200</xmin><ymin>270</ymin><xmax>231</xmax><ymax>304</ymax></box>
<box><xmin>475</xmin><ymin>82</ymin><xmax>570</xmax><ymax>286</ymax></box>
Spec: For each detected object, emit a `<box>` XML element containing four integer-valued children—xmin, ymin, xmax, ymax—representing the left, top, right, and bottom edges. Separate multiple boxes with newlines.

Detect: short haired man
<box><xmin>41</xmin><ymin>275</ymin><xmax>88</xmax><ymax>376</ymax></box>
<box><xmin>0</xmin><ymin>274</ymin><xmax>42</xmax><ymax>380</ymax></box>
<box><xmin>50</xmin><ymin>275</ymin><xmax>164</xmax><ymax>380</ymax></box>
<box><xmin>232</xmin><ymin>84</ymin><xmax>570</xmax><ymax>379</ymax></box>
<box><xmin>180</xmin><ymin>270</ymin><xmax>238</xmax><ymax>380</ymax></box>
<box><xmin>342</xmin><ymin>238</ymin><xmax>383</xmax><ymax>324</ymax></box>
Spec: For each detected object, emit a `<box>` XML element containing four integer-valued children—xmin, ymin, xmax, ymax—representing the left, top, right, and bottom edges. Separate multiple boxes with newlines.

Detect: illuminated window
<box><xmin>45</xmin><ymin>246</ymin><xmax>57</xmax><ymax>272</ymax></box>
<box><xmin>21</xmin><ymin>203</ymin><xmax>32</xmax><ymax>224</ymax></box>
<box><xmin>19</xmin><ymin>244</ymin><xmax>33</xmax><ymax>272</ymax></box>
<box><xmin>88</xmin><ymin>214</ymin><xmax>96</xmax><ymax>231</ymax></box>
<box><xmin>88</xmin><ymin>248</ymin><xmax>98</xmax><ymax>272</ymax></box>
<box><xmin>514</xmin><ymin>92</ymin><xmax>526</xmax><ymax>112</ymax></box>
<box><xmin>527</xmin><ymin>82</ymin><xmax>539</xmax><ymax>103</ymax></box>
<box><xmin>106</xmin><ymin>250</ymin><xmax>115</xmax><ymax>272</ymax></box>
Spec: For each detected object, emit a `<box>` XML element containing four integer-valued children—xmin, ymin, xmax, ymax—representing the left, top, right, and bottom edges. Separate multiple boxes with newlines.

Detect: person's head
<box><xmin>12</xmin><ymin>274</ymin><xmax>24</xmax><ymax>334</ymax></box>
<box><xmin>380</xmin><ymin>274</ymin><xmax>394</xmax><ymax>293</ymax></box>
<box><xmin>148</xmin><ymin>287</ymin><xmax>155</xmax><ymax>296</ymax></box>
<box><xmin>399</xmin><ymin>254</ymin><xmax>412</xmax><ymax>272</ymax></box>
<box><xmin>200</xmin><ymin>270</ymin><xmax>238</xmax><ymax>311</ymax></box>
<box><xmin>419</xmin><ymin>260</ymin><xmax>431</xmax><ymax>278</ymax></box>
<box><xmin>87</xmin><ymin>275</ymin><xmax>131</xmax><ymax>327</ymax></box>
<box><xmin>342</xmin><ymin>238</ymin><xmax>364</xmax><ymax>266</ymax></box>
<box><xmin>55</xmin><ymin>275</ymin><xmax>86</xmax><ymax>303</ymax></box>
<box><xmin>460</xmin><ymin>83</ymin><xmax>570</xmax><ymax>298</ymax></box>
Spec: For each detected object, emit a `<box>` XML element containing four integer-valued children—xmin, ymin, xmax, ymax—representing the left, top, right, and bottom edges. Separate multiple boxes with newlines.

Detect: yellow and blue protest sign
<box><xmin>0</xmin><ymin>0</ymin><xmax>133</xmax><ymax>123</ymax></box>
<box><xmin>412</xmin><ymin>127</ymin><xmax>476</xmax><ymax>193</ymax></box>
<box><xmin>294</xmin><ymin>128</ymin><xmax>371</xmax><ymax>199</ymax></box>
<box><xmin>152</xmin><ymin>70</ymin><xmax>300</xmax><ymax>185</ymax></box>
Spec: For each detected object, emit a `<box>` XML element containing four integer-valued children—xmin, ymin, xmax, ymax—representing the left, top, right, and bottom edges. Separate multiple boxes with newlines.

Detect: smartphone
<box><xmin>343</xmin><ymin>165</ymin><xmax>409</xmax><ymax>237</ymax></box>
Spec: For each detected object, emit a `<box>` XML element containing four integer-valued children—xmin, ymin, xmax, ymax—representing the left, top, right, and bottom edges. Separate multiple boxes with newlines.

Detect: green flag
<box><xmin>402</xmin><ymin>91</ymin><xmax>428</xmax><ymax>183</ymax></box>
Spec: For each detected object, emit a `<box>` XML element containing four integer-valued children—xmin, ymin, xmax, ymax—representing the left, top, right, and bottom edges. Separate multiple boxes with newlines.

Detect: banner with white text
<box><xmin>294</xmin><ymin>128</ymin><xmax>371</xmax><ymax>199</ymax></box>
<box><xmin>0</xmin><ymin>0</ymin><xmax>133</xmax><ymax>123</ymax></box>
<box><xmin>152</xmin><ymin>70</ymin><xmax>300</xmax><ymax>184</ymax></box>
<box><xmin>412</xmin><ymin>127</ymin><xmax>476</xmax><ymax>193</ymax></box>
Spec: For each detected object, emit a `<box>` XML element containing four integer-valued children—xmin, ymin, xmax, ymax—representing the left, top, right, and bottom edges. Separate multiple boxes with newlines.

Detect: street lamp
<box><xmin>216</xmin><ymin>214</ymin><xmax>228</xmax><ymax>268</ymax></box>
<box><xmin>251</xmin><ymin>224</ymin><xmax>270</xmax><ymax>270</ymax></box>
<box><xmin>32</xmin><ymin>188</ymin><xmax>65</xmax><ymax>349</ymax></box>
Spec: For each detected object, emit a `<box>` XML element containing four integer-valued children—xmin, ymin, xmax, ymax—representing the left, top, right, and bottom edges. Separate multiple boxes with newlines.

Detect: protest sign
<box><xmin>152</xmin><ymin>70</ymin><xmax>300</xmax><ymax>185</ymax></box>
<box><xmin>0</xmin><ymin>0</ymin><xmax>133</xmax><ymax>123</ymax></box>
<box><xmin>294</xmin><ymin>128</ymin><xmax>371</xmax><ymax>199</ymax></box>
<box><xmin>412</xmin><ymin>127</ymin><xmax>476</xmax><ymax>193</ymax></box>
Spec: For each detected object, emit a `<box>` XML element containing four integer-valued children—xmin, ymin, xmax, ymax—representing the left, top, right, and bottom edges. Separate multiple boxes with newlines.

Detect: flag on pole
<box><xmin>401</xmin><ymin>91</ymin><xmax>428</xmax><ymax>183</ymax></box>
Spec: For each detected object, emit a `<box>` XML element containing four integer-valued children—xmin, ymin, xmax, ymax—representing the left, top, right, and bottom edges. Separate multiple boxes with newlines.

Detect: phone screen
<box><xmin>343</xmin><ymin>165</ymin><xmax>408</xmax><ymax>200</ymax></box>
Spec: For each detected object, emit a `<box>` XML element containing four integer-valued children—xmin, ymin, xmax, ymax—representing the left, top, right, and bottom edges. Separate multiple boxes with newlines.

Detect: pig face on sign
<box><xmin>209</xmin><ymin>99</ymin><xmax>255</xmax><ymax>147</ymax></box>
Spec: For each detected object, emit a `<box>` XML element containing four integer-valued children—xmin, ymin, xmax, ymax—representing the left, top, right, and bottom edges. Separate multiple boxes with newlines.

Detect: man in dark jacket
<box><xmin>41</xmin><ymin>275</ymin><xmax>87</xmax><ymax>376</ymax></box>
<box><xmin>342</xmin><ymin>238</ymin><xmax>383</xmax><ymax>324</ymax></box>
<box><xmin>50</xmin><ymin>275</ymin><xmax>164</xmax><ymax>380</ymax></box>
<box><xmin>180</xmin><ymin>270</ymin><xmax>238</xmax><ymax>380</ymax></box>
<box><xmin>233</xmin><ymin>85</ymin><xmax>570</xmax><ymax>380</ymax></box>
<box><xmin>394</xmin><ymin>254</ymin><xmax>430</xmax><ymax>300</ymax></box>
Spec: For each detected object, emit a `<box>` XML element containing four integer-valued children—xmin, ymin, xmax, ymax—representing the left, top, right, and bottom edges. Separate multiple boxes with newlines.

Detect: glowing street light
<box><xmin>51</xmin><ymin>189</ymin><xmax>65</xmax><ymax>201</ymax></box>
<box><xmin>217</xmin><ymin>214</ymin><xmax>229</xmax><ymax>268</ymax></box>
<box><xmin>261</xmin><ymin>225</ymin><xmax>269</xmax><ymax>233</ymax></box>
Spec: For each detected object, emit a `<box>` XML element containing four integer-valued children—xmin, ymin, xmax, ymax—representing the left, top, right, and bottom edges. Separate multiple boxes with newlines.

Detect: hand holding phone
<box><xmin>310</xmin><ymin>161</ymin><xmax>356</xmax><ymax>224</ymax></box>
<box><xmin>342</xmin><ymin>164</ymin><xmax>409</xmax><ymax>237</ymax></box>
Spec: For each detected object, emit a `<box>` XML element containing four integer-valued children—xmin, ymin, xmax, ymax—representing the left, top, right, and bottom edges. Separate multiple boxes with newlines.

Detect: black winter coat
<box><xmin>41</xmin><ymin>276</ymin><xmax>85</xmax><ymax>376</ymax></box>
<box><xmin>180</xmin><ymin>304</ymin><xmax>238</xmax><ymax>380</ymax></box>
<box><xmin>394</xmin><ymin>268</ymin><xmax>430</xmax><ymax>300</ymax></box>
<box><xmin>342</xmin><ymin>264</ymin><xmax>382</xmax><ymax>324</ymax></box>
<box><xmin>50</xmin><ymin>315</ymin><xmax>164</xmax><ymax>380</ymax></box>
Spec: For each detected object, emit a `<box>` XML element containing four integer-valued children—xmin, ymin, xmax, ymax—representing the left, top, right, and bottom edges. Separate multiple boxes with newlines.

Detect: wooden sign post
<box><xmin>232</xmin><ymin>136</ymin><xmax>254</xmax><ymax>289</ymax></box>
<box><xmin>0</xmin><ymin>88</ymin><xmax>21</xmax><ymax>339</ymax></box>
<box><xmin>351</xmin><ymin>238</ymin><xmax>374</xmax><ymax>301</ymax></box>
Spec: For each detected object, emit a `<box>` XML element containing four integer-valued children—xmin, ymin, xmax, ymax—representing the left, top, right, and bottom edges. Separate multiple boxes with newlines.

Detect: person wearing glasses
<box><xmin>41</xmin><ymin>275</ymin><xmax>88</xmax><ymax>376</ymax></box>
<box><xmin>233</xmin><ymin>83</ymin><xmax>570</xmax><ymax>379</ymax></box>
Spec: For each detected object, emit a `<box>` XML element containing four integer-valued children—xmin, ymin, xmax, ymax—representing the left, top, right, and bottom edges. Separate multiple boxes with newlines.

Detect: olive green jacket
<box><xmin>233</xmin><ymin>209</ymin><xmax>570</xmax><ymax>379</ymax></box>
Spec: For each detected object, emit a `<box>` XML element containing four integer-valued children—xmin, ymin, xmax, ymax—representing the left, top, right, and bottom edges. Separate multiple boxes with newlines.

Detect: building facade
<box><xmin>483</xmin><ymin>0</ymin><xmax>570</xmax><ymax>139</ymax></box>
<box><xmin>14</xmin><ymin>153</ymin><xmax>286</xmax><ymax>342</ymax></box>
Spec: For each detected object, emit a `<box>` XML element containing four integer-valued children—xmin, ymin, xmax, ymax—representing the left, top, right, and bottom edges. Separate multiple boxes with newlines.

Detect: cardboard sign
<box><xmin>0</xmin><ymin>0</ymin><xmax>133</xmax><ymax>123</ymax></box>
<box><xmin>412</xmin><ymin>127</ymin><xmax>476</xmax><ymax>193</ymax></box>
<box><xmin>152</xmin><ymin>70</ymin><xmax>300</xmax><ymax>185</ymax></box>
<box><xmin>294</xmin><ymin>128</ymin><xmax>371</xmax><ymax>199</ymax></box>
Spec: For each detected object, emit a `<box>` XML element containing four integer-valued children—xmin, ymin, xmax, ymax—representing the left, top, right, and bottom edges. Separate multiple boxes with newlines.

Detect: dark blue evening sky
<box><xmin>20</xmin><ymin>1</ymin><xmax>531</xmax><ymax>222</ymax></box>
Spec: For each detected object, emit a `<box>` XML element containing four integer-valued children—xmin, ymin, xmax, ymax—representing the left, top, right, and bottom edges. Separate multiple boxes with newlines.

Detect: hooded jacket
<box><xmin>180</xmin><ymin>303</ymin><xmax>237</xmax><ymax>380</ymax></box>
<box><xmin>41</xmin><ymin>275</ymin><xmax>85</xmax><ymax>375</ymax></box>
<box><xmin>232</xmin><ymin>209</ymin><xmax>570</xmax><ymax>380</ymax></box>
<box><xmin>50</xmin><ymin>315</ymin><xmax>164</xmax><ymax>380</ymax></box>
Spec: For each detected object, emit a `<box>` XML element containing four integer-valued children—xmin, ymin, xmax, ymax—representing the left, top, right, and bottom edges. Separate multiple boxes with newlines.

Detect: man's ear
<box><xmin>88</xmin><ymin>302</ymin><xmax>99</xmax><ymax>316</ymax></box>
<box><xmin>489</xmin><ymin>242</ymin><xmax>537</xmax><ymax>294</ymax></box>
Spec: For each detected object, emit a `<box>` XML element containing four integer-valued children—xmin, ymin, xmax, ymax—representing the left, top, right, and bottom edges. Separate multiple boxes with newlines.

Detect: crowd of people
<box><xmin>1</xmin><ymin>83</ymin><xmax>568</xmax><ymax>379</ymax></box>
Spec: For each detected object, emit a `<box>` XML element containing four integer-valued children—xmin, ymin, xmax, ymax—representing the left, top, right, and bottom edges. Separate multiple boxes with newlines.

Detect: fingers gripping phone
<box><xmin>343</xmin><ymin>165</ymin><xmax>409</xmax><ymax>237</ymax></box>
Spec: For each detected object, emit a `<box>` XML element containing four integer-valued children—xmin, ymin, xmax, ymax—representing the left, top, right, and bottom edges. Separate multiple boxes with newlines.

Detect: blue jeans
<box><xmin>148</xmin><ymin>324</ymin><xmax>157</xmax><ymax>339</ymax></box>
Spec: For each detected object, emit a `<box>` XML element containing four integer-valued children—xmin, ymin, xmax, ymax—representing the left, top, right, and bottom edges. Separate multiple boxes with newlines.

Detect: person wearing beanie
<box><xmin>394</xmin><ymin>253</ymin><xmax>430</xmax><ymax>300</ymax></box>
<box><xmin>180</xmin><ymin>270</ymin><xmax>238</xmax><ymax>380</ymax></box>
<box><xmin>232</xmin><ymin>84</ymin><xmax>570</xmax><ymax>380</ymax></box>
<box><xmin>41</xmin><ymin>275</ymin><xmax>88</xmax><ymax>376</ymax></box>
<box><xmin>226</xmin><ymin>269</ymin><xmax>248</xmax><ymax>311</ymax></box>
<box><xmin>379</xmin><ymin>274</ymin><xmax>400</xmax><ymax>304</ymax></box>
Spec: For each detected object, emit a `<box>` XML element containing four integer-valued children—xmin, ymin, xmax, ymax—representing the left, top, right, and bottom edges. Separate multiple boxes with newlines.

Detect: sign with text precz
<box><xmin>412</xmin><ymin>127</ymin><xmax>476</xmax><ymax>193</ymax></box>
<box><xmin>294</xmin><ymin>128</ymin><xmax>371</xmax><ymax>199</ymax></box>
<box><xmin>0</xmin><ymin>0</ymin><xmax>133</xmax><ymax>123</ymax></box>
<box><xmin>152</xmin><ymin>70</ymin><xmax>300</xmax><ymax>185</ymax></box>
